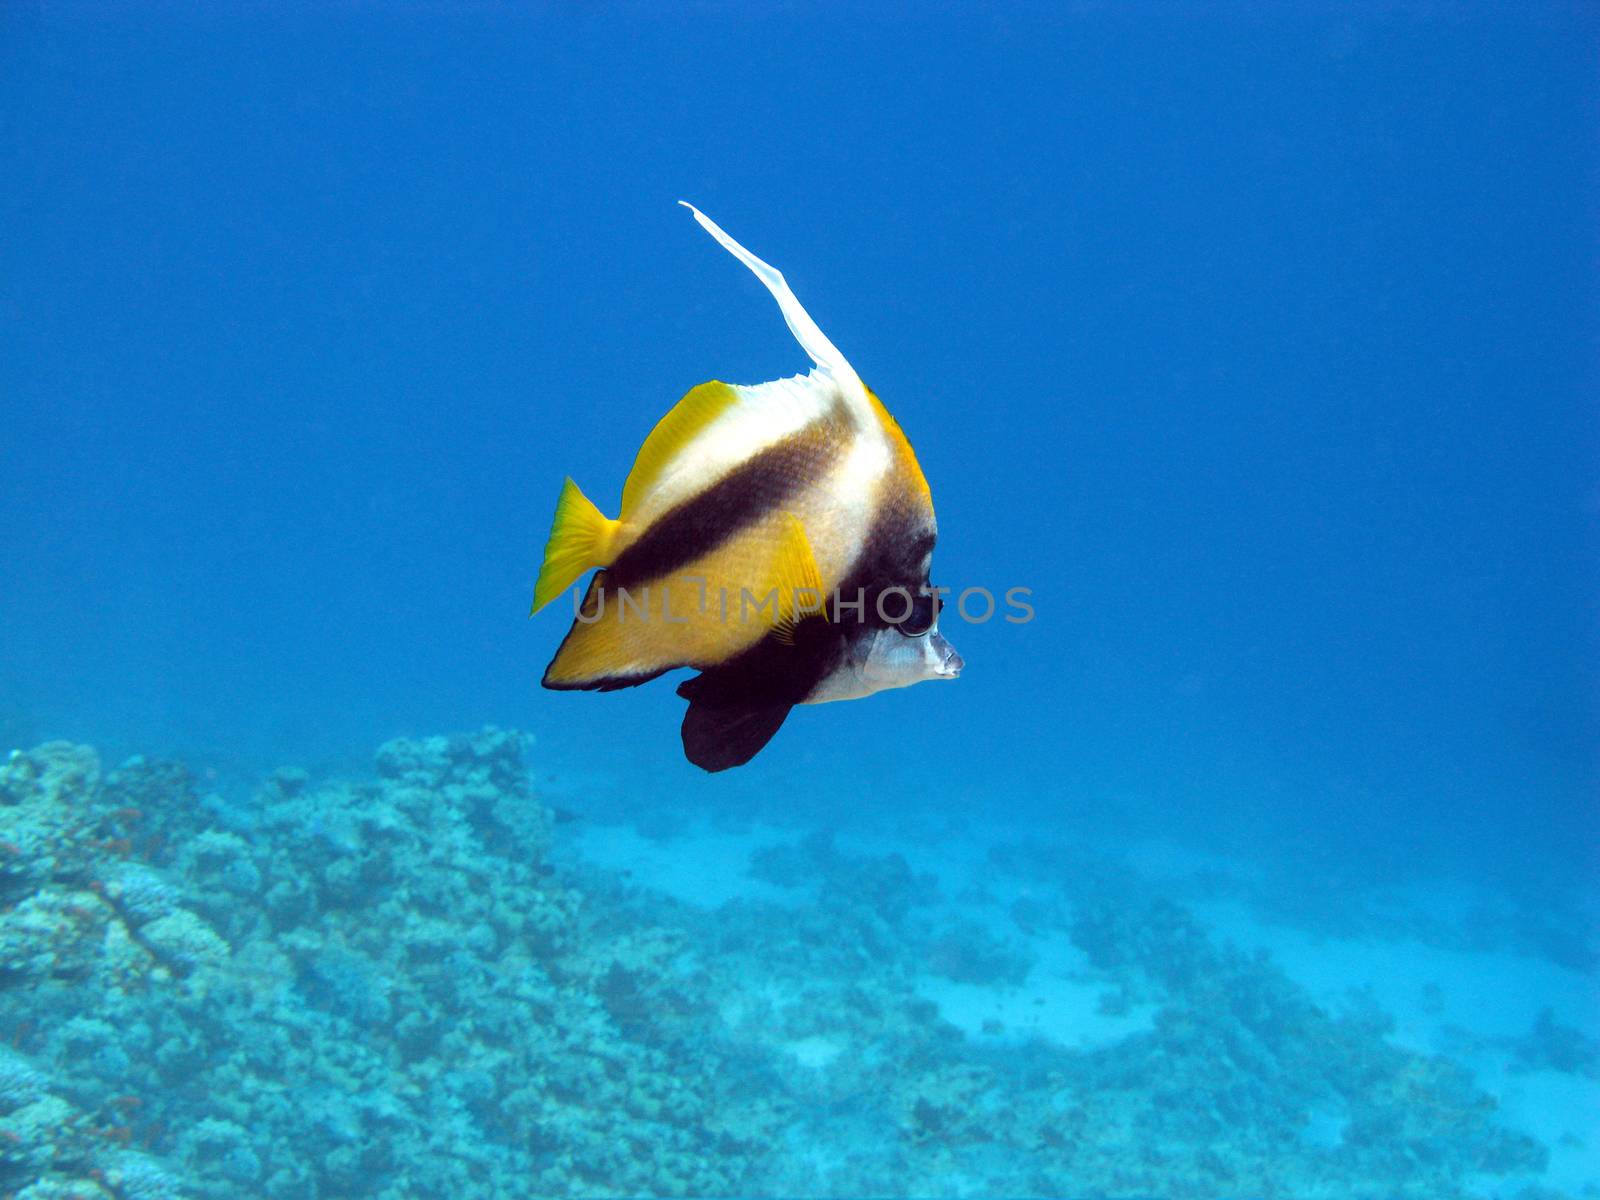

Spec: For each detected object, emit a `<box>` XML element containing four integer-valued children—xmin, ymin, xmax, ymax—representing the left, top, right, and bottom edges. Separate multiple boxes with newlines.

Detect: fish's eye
<box><xmin>898</xmin><ymin>590</ymin><xmax>939</xmax><ymax>637</ymax></box>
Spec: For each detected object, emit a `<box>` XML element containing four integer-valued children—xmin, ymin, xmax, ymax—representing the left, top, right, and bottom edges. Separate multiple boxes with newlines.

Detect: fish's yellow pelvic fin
<box><xmin>621</xmin><ymin>381</ymin><xmax>740</xmax><ymax>519</ymax></box>
<box><xmin>531</xmin><ymin>478</ymin><xmax>619</xmax><ymax>614</ymax></box>
<box><xmin>770</xmin><ymin>513</ymin><xmax>826</xmax><ymax>646</ymax></box>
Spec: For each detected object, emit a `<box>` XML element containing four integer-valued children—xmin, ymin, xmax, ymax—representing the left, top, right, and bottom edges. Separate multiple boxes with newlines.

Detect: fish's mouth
<box><xmin>930</xmin><ymin>633</ymin><xmax>963</xmax><ymax>679</ymax></box>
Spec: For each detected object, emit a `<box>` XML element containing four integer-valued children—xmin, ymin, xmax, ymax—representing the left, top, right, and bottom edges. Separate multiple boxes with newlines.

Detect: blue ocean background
<box><xmin>1</xmin><ymin>6</ymin><xmax>1596</xmax><ymax>1198</ymax></box>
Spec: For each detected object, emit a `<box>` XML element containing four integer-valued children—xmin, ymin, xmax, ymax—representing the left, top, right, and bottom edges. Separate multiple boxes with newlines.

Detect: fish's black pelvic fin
<box><xmin>673</xmin><ymin>624</ymin><xmax>840</xmax><ymax>771</ymax></box>
<box><xmin>678</xmin><ymin>692</ymin><xmax>794</xmax><ymax>773</ymax></box>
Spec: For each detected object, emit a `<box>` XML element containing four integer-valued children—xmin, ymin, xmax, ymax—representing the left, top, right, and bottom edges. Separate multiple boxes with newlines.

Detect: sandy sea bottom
<box><xmin>0</xmin><ymin>728</ymin><xmax>1594</xmax><ymax>1199</ymax></box>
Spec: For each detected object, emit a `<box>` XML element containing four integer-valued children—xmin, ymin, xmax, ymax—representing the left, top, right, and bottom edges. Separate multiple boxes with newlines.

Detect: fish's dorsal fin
<box><xmin>679</xmin><ymin>201</ymin><xmax>866</xmax><ymax>399</ymax></box>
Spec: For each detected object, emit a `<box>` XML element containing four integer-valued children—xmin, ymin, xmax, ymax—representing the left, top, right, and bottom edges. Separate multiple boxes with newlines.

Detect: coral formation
<box><xmin>0</xmin><ymin>731</ymin><xmax>1578</xmax><ymax>1198</ymax></box>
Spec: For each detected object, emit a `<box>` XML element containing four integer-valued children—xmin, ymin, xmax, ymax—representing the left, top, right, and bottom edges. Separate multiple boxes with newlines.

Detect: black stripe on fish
<box><xmin>825</xmin><ymin>491</ymin><xmax>938</xmax><ymax>629</ymax></box>
<box><xmin>608</xmin><ymin>404</ymin><xmax>851</xmax><ymax>590</ymax></box>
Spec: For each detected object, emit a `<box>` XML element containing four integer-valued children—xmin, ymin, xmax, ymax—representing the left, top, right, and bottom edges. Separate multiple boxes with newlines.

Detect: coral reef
<box><xmin>0</xmin><ymin>731</ymin><xmax>1576</xmax><ymax>1198</ymax></box>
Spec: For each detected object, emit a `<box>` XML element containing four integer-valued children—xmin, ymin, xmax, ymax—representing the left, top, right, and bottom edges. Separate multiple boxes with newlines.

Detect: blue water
<box><xmin>2</xmin><ymin>7</ymin><xmax>1596</xmax><ymax>1198</ymax></box>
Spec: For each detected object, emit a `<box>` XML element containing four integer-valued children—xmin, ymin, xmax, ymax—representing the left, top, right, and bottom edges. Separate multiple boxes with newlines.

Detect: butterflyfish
<box><xmin>531</xmin><ymin>203</ymin><xmax>962</xmax><ymax>771</ymax></box>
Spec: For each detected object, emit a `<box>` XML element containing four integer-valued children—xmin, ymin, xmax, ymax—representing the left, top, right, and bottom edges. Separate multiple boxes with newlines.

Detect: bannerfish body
<box><xmin>531</xmin><ymin>203</ymin><xmax>961</xmax><ymax>771</ymax></box>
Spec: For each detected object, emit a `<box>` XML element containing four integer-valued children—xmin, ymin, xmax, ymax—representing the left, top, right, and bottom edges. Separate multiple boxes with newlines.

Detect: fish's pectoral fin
<box><xmin>531</xmin><ymin>478</ymin><xmax>620</xmax><ymax>614</ymax></box>
<box><xmin>677</xmin><ymin>686</ymin><xmax>794</xmax><ymax>772</ymax></box>
<box><xmin>768</xmin><ymin>513</ymin><xmax>826</xmax><ymax>646</ymax></box>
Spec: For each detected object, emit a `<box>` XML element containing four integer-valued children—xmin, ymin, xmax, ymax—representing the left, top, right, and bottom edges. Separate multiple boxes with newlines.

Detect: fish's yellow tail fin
<box><xmin>531</xmin><ymin>478</ymin><xmax>619</xmax><ymax>614</ymax></box>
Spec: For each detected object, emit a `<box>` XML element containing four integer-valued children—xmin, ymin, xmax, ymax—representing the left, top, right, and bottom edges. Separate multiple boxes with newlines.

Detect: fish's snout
<box><xmin>930</xmin><ymin>632</ymin><xmax>963</xmax><ymax>679</ymax></box>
